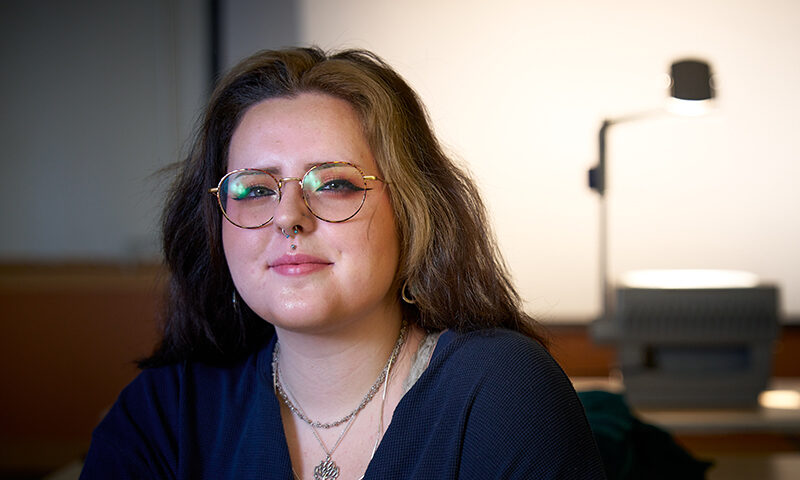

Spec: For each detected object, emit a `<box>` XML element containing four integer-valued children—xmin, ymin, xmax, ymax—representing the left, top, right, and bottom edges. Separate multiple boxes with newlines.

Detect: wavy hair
<box><xmin>140</xmin><ymin>47</ymin><xmax>544</xmax><ymax>367</ymax></box>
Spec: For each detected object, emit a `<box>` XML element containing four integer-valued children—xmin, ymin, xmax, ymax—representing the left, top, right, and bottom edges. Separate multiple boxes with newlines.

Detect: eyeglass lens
<box><xmin>219</xmin><ymin>163</ymin><xmax>369</xmax><ymax>227</ymax></box>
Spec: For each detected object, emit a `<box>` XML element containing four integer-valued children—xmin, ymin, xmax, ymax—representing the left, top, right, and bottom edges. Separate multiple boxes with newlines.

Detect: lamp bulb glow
<box><xmin>666</xmin><ymin>97</ymin><xmax>713</xmax><ymax>117</ymax></box>
<box><xmin>620</xmin><ymin>269</ymin><xmax>760</xmax><ymax>289</ymax></box>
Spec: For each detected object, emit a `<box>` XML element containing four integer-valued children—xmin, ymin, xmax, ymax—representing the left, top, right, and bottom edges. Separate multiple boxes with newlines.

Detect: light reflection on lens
<box><xmin>217</xmin><ymin>163</ymin><xmax>373</xmax><ymax>227</ymax></box>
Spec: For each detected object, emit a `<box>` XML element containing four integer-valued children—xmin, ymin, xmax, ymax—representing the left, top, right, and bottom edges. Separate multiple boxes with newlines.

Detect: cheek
<box><xmin>221</xmin><ymin>223</ymin><xmax>237</xmax><ymax>265</ymax></box>
<box><xmin>222</xmin><ymin>223</ymin><xmax>256</xmax><ymax>282</ymax></box>
<box><xmin>366</xmin><ymin>205</ymin><xmax>401</xmax><ymax>280</ymax></box>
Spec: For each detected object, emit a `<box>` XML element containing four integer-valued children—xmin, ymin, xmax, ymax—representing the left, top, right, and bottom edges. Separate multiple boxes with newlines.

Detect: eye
<box><xmin>316</xmin><ymin>178</ymin><xmax>365</xmax><ymax>193</ymax></box>
<box><xmin>230</xmin><ymin>183</ymin><xmax>277</xmax><ymax>200</ymax></box>
<box><xmin>247</xmin><ymin>185</ymin><xmax>276</xmax><ymax>198</ymax></box>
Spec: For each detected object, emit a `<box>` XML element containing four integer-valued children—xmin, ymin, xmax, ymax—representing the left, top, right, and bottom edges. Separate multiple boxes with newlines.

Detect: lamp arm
<box><xmin>588</xmin><ymin>120</ymin><xmax>612</xmax><ymax>195</ymax></box>
<box><xmin>587</xmin><ymin>109</ymin><xmax>661</xmax><ymax>324</ymax></box>
<box><xmin>588</xmin><ymin>108</ymin><xmax>662</xmax><ymax>194</ymax></box>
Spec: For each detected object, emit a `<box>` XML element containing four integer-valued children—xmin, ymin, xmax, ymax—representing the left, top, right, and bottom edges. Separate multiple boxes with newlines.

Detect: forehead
<box><xmin>227</xmin><ymin>92</ymin><xmax>375</xmax><ymax>174</ymax></box>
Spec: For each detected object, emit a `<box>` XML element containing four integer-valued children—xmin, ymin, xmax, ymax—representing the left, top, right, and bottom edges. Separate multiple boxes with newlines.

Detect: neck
<box><xmin>273</xmin><ymin>308</ymin><xmax>404</xmax><ymax>420</ymax></box>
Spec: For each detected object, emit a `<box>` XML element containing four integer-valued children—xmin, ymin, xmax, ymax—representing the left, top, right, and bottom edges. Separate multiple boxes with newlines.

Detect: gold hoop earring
<box><xmin>401</xmin><ymin>279</ymin><xmax>416</xmax><ymax>304</ymax></box>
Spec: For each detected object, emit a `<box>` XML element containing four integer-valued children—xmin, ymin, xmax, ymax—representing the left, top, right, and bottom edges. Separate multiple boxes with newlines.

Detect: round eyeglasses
<box><xmin>208</xmin><ymin>162</ymin><xmax>385</xmax><ymax>229</ymax></box>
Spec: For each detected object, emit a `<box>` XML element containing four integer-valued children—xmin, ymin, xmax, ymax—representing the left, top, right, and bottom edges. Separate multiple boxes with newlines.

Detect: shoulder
<box><xmin>82</xmin><ymin>348</ymin><xmax>270</xmax><ymax>479</ymax></box>
<box><xmin>427</xmin><ymin>328</ymin><xmax>606</xmax><ymax>478</ymax></box>
<box><xmin>117</xmin><ymin>354</ymin><xmax>255</xmax><ymax>411</ymax></box>
<box><xmin>423</xmin><ymin>328</ymin><xmax>586</xmax><ymax>434</ymax></box>
<box><xmin>110</xmin><ymin>349</ymin><xmax>266</xmax><ymax>429</ymax></box>
<box><xmin>443</xmin><ymin>327</ymin><xmax>548</xmax><ymax>357</ymax></box>
<box><xmin>103</xmin><ymin>362</ymin><xmax>186</xmax><ymax>433</ymax></box>
<box><xmin>80</xmin><ymin>363</ymin><xmax>186</xmax><ymax>479</ymax></box>
<box><xmin>433</xmin><ymin>328</ymin><xmax>564</xmax><ymax>387</ymax></box>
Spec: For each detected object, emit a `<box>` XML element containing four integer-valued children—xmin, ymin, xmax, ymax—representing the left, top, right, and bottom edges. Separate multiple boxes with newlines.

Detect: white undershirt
<box><xmin>401</xmin><ymin>330</ymin><xmax>443</xmax><ymax>394</ymax></box>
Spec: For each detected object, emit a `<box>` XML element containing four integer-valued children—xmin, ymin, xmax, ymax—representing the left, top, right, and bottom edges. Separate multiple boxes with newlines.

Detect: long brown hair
<box><xmin>141</xmin><ymin>47</ymin><xmax>544</xmax><ymax>367</ymax></box>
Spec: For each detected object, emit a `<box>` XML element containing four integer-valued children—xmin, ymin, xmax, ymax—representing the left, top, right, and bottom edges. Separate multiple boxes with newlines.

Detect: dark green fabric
<box><xmin>578</xmin><ymin>391</ymin><xmax>713</xmax><ymax>480</ymax></box>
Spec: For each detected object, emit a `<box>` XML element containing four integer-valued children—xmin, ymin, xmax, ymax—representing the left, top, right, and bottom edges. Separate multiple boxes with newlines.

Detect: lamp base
<box><xmin>591</xmin><ymin>285</ymin><xmax>779</xmax><ymax>409</ymax></box>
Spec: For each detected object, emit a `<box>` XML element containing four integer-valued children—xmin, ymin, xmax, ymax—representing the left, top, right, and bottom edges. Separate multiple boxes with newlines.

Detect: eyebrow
<box><xmin>259</xmin><ymin>161</ymin><xmax>362</xmax><ymax>176</ymax></box>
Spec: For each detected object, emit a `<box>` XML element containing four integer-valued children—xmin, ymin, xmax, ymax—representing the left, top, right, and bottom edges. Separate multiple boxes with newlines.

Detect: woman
<box><xmin>81</xmin><ymin>47</ymin><xmax>605</xmax><ymax>479</ymax></box>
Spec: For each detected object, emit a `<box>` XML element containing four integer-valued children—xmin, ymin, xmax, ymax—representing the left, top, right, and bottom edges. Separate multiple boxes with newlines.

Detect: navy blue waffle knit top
<box><xmin>81</xmin><ymin>328</ymin><xmax>606</xmax><ymax>479</ymax></box>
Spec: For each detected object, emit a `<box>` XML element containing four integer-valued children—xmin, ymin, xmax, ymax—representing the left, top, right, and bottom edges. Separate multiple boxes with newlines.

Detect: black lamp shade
<box><xmin>670</xmin><ymin>59</ymin><xmax>714</xmax><ymax>101</ymax></box>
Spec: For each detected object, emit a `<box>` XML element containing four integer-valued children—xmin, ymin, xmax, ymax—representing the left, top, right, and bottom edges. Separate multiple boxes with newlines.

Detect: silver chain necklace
<box><xmin>282</xmin><ymin>361</ymin><xmax>394</xmax><ymax>480</ymax></box>
<box><xmin>282</xmin><ymin>381</ymin><xmax>358</xmax><ymax>480</ymax></box>
<box><xmin>273</xmin><ymin>321</ymin><xmax>407</xmax><ymax>480</ymax></box>
<box><xmin>272</xmin><ymin>320</ymin><xmax>407</xmax><ymax>429</ymax></box>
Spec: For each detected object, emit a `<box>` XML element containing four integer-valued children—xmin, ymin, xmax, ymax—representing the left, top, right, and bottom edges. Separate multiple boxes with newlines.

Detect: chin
<box><xmin>254</xmin><ymin>302</ymin><xmax>339</xmax><ymax>333</ymax></box>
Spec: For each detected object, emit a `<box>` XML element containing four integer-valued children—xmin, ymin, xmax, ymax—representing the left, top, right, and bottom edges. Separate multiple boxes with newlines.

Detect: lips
<box><xmin>269</xmin><ymin>254</ymin><xmax>332</xmax><ymax>276</ymax></box>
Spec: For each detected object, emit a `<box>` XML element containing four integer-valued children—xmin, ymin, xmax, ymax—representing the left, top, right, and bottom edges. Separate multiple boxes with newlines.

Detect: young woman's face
<box><xmin>222</xmin><ymin>92</ymin><xmax>401</xmax><ymax>334</ymax></box>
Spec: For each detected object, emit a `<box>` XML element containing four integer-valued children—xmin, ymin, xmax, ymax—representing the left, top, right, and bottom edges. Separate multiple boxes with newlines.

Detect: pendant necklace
<box><xmin>281</xmin><ymin>377</ymin><xmax>357</xmax><ymax>480</ymax></box>
<box><xmin>273</xmin><ymin>321</ymin><xmax>407</xmax><ymax>480</ymax></box>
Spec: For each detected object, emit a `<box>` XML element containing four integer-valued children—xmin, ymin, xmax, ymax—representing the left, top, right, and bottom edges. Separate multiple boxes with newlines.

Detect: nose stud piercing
<box><xmin>281</xmin><ymin>226</ymin><xmax>300</xmax><ymax>250</ymax></box>
<box><xmin>281</xmin><ymin>226</ymin><xmax>300</xmax><ymax>238</ymax></box>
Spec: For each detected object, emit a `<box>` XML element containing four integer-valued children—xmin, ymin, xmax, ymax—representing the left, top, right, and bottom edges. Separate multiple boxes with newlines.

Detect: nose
<box><xmin>272</xmin><ymin>178</ymin><xmax>313</xmax><ymax>234</ymax></box>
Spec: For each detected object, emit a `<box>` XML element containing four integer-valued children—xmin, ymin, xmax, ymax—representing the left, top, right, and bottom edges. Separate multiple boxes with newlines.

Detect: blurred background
<box><xmin>1</xmin><ymin>0</ymin><xmax>798</xmax><ymax>478</ymax></box>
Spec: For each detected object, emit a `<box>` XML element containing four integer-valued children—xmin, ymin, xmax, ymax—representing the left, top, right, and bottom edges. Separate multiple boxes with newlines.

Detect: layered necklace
<box><xmin>273</xmin><ymin>320</ymin><xmax>408</xmax><ymax>480</ymax></box>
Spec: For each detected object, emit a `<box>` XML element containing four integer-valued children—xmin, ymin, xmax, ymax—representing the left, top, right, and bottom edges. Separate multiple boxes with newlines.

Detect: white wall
<box><xmin>3</xmin><ymin>0</ymin><xmax>798</xmax><ymax>322</ymax></box>
<box><xmin>295</xmin><ymin>0</ymin><xmax>800</xmax><ymax>321</ymax></box>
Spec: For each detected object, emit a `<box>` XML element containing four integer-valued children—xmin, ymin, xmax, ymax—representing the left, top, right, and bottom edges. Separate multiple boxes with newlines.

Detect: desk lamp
<box><xmin>588</xmin><ymin>59</ymin><xmax>715</xmax><ymax>326</ymax></box>
<box><xmin>587</xmin><ymin>60</ymin><xmax>780</xmax><ymax>408</ymax></box>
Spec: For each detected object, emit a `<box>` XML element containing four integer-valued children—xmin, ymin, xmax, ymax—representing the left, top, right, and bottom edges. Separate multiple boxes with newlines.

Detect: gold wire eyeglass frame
<box><xmin>208</xmin><ymin>161</ymin><xmax>385</xmax><ymax>229</ymax></box>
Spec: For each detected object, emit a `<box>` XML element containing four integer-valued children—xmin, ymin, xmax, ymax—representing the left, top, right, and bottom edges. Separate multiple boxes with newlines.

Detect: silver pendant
<box><xmin>313</xmin><ymin>456</ymin><xmax>340</xmax><ymax>480</ymax></box>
